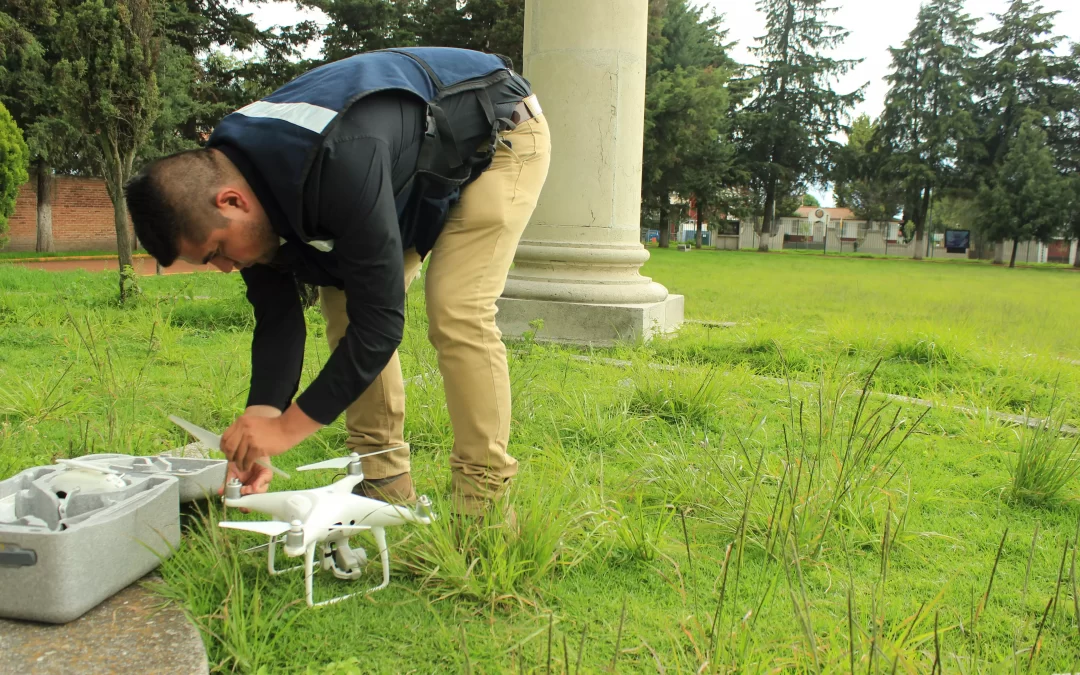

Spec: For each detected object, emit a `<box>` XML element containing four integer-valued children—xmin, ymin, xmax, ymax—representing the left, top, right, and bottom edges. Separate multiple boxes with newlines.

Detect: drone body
<box><xmin>221</xmin><ymin>455</ymin><xmax>435</xmax><ymax>608</ymax></box>
<box><xmin>169</xmin><ymin>416</ymin><xmax>436</xmax><ymax>607</ymax></box>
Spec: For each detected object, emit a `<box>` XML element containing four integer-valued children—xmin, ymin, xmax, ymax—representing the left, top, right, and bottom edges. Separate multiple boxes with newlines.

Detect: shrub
<box><xmin>0</xmin><ymin>103</ymin><xmax>30</xmax><ymax>248</ymax></box>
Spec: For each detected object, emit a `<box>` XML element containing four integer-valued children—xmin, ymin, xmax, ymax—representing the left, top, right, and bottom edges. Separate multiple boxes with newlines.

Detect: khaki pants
<box><xmin>320</xmin><ymin>110</ymin><xmax>551</xmax><ymax>514</ymax></box>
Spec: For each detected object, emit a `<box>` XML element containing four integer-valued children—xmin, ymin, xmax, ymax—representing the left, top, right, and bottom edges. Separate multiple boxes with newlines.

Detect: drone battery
<box><xmin>0</xmin><ymin>454</ymin><xmax>225</xmax><ymax>624</ymax></box>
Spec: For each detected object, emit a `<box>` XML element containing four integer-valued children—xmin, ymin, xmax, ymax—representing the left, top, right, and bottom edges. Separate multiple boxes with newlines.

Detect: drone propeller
<box><xmin>295</xmin><ymin>446</ymin><xmax>405</xmax><ymax>472</ymax></box>
<box><xmin>219</xmin><ymin>520</ymin><xmax>293</xmax><ymax>537</ymax></box>
<box><xmin>55</xmin><ymin>458</ymin><xmax>123</xmax><ymax>475</ymax></box>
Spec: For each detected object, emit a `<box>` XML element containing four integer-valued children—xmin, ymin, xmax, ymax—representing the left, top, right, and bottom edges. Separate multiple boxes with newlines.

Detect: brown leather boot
<box><xmin>352</xmin><ymin>473</ymin><xmax>417</xmax><ymax>505</ymax></box>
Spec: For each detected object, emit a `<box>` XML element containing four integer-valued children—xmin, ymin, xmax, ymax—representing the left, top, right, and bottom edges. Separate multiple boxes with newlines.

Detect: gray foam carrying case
<box><xmin>0</xmin><ymin>454</ymin><xmax>226</xmax><ymax>624</ymax></box>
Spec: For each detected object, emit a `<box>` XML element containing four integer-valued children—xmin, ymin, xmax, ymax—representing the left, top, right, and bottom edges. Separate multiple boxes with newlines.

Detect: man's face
<box><xmin>175</xmin><ymin>188</ymin><xmax>279</xmax><ymax>273</ymax></box>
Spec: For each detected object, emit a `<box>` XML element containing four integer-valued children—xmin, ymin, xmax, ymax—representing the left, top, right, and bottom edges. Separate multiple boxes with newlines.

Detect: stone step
<box><xmin>0</xmin><ymin>575</ymin><xmax>208</xmax><ymax>675</ymax></box>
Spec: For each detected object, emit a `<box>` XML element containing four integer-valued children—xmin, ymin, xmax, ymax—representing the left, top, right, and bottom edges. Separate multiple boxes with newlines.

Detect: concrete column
<box><xmin>495</xmin><ymin>0</ymin><xmax>683</xmax><ymax>345</ymax></box>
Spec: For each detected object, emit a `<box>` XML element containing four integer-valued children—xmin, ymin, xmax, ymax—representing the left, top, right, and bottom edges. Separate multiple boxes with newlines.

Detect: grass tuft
<box><xmin>1007</xmin><ymin>387</ymin><xmax>1080</xmax><ymax>506</ymax></box>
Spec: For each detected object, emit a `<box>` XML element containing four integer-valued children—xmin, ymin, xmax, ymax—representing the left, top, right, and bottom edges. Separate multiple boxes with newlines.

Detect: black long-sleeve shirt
<box><xmin>216</xmin><ymin>76</ymin><xmax>530</xmax><ymax>425</ymax></box>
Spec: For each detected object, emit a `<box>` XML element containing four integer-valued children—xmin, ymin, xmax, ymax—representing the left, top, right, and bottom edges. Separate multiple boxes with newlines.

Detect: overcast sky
<box><xmin>245</xmin><ymin>1</ymin><xmax>1079</xmax><ymax>205</ymax></box>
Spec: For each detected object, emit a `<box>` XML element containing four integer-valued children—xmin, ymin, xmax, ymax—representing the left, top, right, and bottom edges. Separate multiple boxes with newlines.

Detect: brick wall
<box><xmin>5</xmin><ymin>175</ymin><xmax>135</xmax><ymax>252</ymax></box>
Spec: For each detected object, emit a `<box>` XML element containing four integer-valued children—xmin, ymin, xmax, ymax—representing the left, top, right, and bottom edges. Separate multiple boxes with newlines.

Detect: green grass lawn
<box><xmin>1</xmin><ymin>249</ymin><xmax>1078</xmax><ymax>673</ymax></box>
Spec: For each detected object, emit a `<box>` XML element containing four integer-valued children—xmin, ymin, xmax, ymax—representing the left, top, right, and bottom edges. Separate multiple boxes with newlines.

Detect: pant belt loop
<box><xmin>522</xmin><ymin>94</ymin><xmax>542</xmax><ymax>118</ymax></box>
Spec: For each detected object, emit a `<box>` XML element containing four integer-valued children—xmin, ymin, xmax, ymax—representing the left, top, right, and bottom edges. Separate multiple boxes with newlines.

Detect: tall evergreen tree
<box><xmin>414</xmin><ymin>0</ymin><xmax>524</xmax><ymax>70</ymax></box>
<box><xmin>305</xmin><ymin>0</ymin><xmax>524</xmax><ymax>68</ymax></box>
<box><xmin>641</xmin><ymin>0</ymin><xmax>740</xmax><ymax>249</ymax></box>
<box><xmin>972</xmin><ymin>1</ymin><xmax>1063</xmax><ymax>172</ymax></box>
<box><xmin>978</xmin><ymin>110</ymin><xmax>1069</xmax><ymax>267</ymax></box>
<box><xmin>879</xmin><ymin>0</ymin><xmax>977</xmax><ymax>260</ymax></box>
<box><xmin>0</xmin><ymin>0</ymin><xmax>90</xmax><ymax>252</ymax></box>
<box><xmin>1058</xmin><ymin>43</ymin><xmax>1080</xmax><ymax>266</ymax></box>
<box><xmin>738</xmin><ymin>0</ymin><xmax>861</xmax><ymax>251</ymax></box>
<box><xmin>969</xmin><ymin>1</ymin><xmax>1074</xmax><ymax>261</ymax></box>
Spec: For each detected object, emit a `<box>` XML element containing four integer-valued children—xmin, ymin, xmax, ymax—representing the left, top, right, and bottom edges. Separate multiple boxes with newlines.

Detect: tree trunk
<box><xmin>1074</xmin><ymin>241</ymin><xmax>1080</xmax><ymax>268</ymax></box>
<box><xmin>35</xmin><ymin>161</ymin><xmax>55</xmax><ymax>253</ymax></box>
<box><xmin>99</xmin><ymin>141</ymin><xmax>141</xmax><ymax>303</ymax></box>
<box><xmin>1009</xmin><ymin>239</ymin><xmax>1019</xmax><ymax>268</ymax></box>
<box><xmin>658</xmin><ymin>195</ymin><xmax>671</xmax><ymax>249</ymax></box>
<box><xmin>759</xmin><ymin>179</ymin><xmax>776</xmax><ymax>252</ymax></box>
<box><xmin>912</xmin><ymin>186</ymin><xmax>931</xmax><ymax>261</ymax></box>
<box><xmin>104</xmin><ymin>155</ymin><xmax>138</xmax><ymax>301</ymax></box>
<box><xmin>695</xmin><ymin>201</ymin><xmax>704</xmax><ymax>249</ymax></box>
<box><xmin>113</xmin><ymin>193</ymin><xmax>138</xmax><ymax>300</ymax></box>
<box><xmin>993</xmin><ymin>242</ymin><xmax>1005</xmax><ymax>265</ymax></box>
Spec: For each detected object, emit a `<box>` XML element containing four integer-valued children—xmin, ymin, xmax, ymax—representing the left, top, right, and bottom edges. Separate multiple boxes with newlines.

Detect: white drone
<box><xmin>170</xmin><ymin>416</ymin><xmax>436</xmax><ymax>608</ymax></box>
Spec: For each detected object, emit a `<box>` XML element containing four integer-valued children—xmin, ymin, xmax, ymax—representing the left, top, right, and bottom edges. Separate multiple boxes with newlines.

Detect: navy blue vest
<box><xmin>208</xmin><ymin>47</ymin><xmax>514</xmax><ymax>252</ymax></box>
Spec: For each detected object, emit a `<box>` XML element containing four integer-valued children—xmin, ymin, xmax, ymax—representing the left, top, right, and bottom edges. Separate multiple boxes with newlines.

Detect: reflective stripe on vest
<box><xmin>233</xmin><ymin>101</ymin><xmax>338</xmax><ymax>134</ymax></box>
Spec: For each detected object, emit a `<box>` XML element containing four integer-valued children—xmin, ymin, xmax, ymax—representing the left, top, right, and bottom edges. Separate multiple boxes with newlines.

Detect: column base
<box><xmin>495</xmin><ymin>295</ymin><xmax>684</xmax><ymax>346</ymax></box>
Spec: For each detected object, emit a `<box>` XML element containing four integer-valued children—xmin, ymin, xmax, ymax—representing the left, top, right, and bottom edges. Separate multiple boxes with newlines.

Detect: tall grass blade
<box><xmin>973</xmin><ymin>528</ymin><xmax>1008</xmax><ymax>631</ymax></box>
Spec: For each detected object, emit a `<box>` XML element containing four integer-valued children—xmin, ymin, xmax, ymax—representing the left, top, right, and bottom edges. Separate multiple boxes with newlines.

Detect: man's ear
<box><xmin>214</xmin><ymin>187</ymin><xmax>250</xmax><ymax>214</ymax></box>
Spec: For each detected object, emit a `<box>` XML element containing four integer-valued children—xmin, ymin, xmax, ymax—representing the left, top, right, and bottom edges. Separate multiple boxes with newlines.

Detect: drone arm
<box><xmin>329</xmin><ymin>474</ymin><xmax>365</xmax><ymax>495</ymax></box>
<box><xmin>224</xmin><ymin>492</ymin><xmax>300</xmax><ymax>519</ymax></box>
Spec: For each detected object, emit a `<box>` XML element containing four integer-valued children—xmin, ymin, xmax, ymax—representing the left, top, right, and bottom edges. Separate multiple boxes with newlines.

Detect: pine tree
<box><xmin>0</xmin><ymin>0</ymin><xmax>90</xmax><ymax>252</ymax></box>
<box><xmin>879</xmin><ymin>0</ymin><xmax>977</xmax><ymax>260</ymax></box>
<box><xmin>973</xmin><ymin>1</ymin><xmax>1063</xmax><ymax>172</ymax></box>
<box><xmin>970</xmin><ymin>1</ymin><xmax>1074</xmax><ymax>263</ymax></box>
<box><xmin>641</xmin><ymin>0</ymin><xmax>740</xmax><ymax>249</ymax></box>
<box><xmin>305</xmin><ymin>0</ymin><xmax>524</xmax><ymax>68</ymax></box>
<box><xmin>1059</xmin><ymin>43</ymin><xmax>1080</xmax><ymax>266</ymax></box>
<box><xmin>979</xmin><ymin>110</ymin><xmax>1069</xmax><ymax>267</ymax></box>
<box><xmin>738</xmin><ymin>0</ymin><xmax>861</xmax><ymax>251</ymax></box>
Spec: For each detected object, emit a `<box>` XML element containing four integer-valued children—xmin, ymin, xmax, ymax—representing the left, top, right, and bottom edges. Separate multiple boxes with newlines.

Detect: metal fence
<box><xmin>642</xmin><ymin>221</ymin><xmax>1078</xmax><ymax>265</ymax></box>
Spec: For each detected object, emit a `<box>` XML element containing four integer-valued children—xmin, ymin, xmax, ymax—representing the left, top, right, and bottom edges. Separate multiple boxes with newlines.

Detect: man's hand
<box><xmin>219</xmin><ymin>460</ymin><xmax>274</xmax><ymax>498</ymax></box>
<box><xmin>217</xmin><ymin>406</ymin><xmax>282</xmax><ymax>499</ymax></box>
<box><xmin>220</xmin><ymin>403</ymin><xmax>322</xmax><ymax>472</ymax></box>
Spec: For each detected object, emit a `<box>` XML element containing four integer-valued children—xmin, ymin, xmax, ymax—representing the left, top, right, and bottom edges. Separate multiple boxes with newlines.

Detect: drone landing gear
<box><xmin>299</xmin><ymin>527</ymin><xmax>392</xmax><ymax>608</ymax></box>
<box><xmin>266</xmin><ymin>535</ymin><xmax>305</xmax><ymax>576</ymax></box>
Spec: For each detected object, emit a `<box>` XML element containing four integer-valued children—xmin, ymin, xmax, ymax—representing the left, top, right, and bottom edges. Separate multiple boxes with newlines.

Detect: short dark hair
<box><xmin>125</xmin><ymin>148</ymin><xmax>225</xmax><ymax>266</ymax></box>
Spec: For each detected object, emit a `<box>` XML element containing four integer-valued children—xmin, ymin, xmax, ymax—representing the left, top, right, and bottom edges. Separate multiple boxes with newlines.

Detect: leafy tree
<box><xmin>152</xmin><ymin>1</ymin><xmax>317</xmax><ymax>152</ymax></box>
<box><xmin>0</xmin><ymin>0</ymin><xmax>90</xmax><ymax>252</ymax></box>
<box><xmin>968</xmin><ymin>1</ymin><xmax>1076</xmax><ymax>265</ymax></box>
<box><xmin>301</xmin><ymin>0</ymin><xmax>417</xmax><ymax>61</ymax></box>
<box><xmin>641</xmin><ymin>0</ymin><xmax>739</xmax><ymax>249</ymax></box>
<box><xmin>1066</xmin><ymin>174</ymin><xmax>1080</xmax><ymax>268</ymax></box>
<box><xmin>879</xmin><ymin>0</ymin><xmax>977</xmax><ymax>260</ymax></box>
<box><xmin>415</xmin><ymin>0</ymin><xmax>525</xmax><ymax>70</ymax></box>
<box><xmin>0</xmin><ymin>102</ymin><xmax>29</xmax><ymax>247</ymax></box>
<box><xmin>801</xmin><ymin>193</ymin><xmax>819</xmax><ymax>207</ymax></box>
<box><xmin>54</xmin><ymin>0</ymin><xmax>163</xmax><ymax>301</ymax></box>
<box><xmin>305</xmin><ymin>0</ymin><xmax>524</xmax><ymax>68</ymax></box>
<box><xmin>833</xmin><ymin>114</ymin><xmax>902</xmax><ymax>228</ymax></box>
<box><xmin>1060</xmin><ymin>44</ymin><xmax>1080</xmax><ymax>266</ymax></box>
<box><xmin>738</xmin><ymin>0</ymin><xmax>861</xmax><ymax>251</ymax></box>
<box><xmin>979</xmin><ymin>111</ymin><xmax>1069</xmax><ymax>267</ymax></box>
